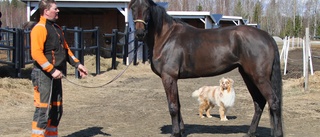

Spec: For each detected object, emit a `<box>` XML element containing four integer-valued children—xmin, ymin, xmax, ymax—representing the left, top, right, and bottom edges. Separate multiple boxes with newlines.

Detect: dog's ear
<box><xmin>228</xmin><ymin>78</ymin><xmax>234</xmax><ymax>85</ymax></box>
<box><xmin>219</xmin><ymin>78</ymin><xmax>223</xmax><ymax>86</ymax></box>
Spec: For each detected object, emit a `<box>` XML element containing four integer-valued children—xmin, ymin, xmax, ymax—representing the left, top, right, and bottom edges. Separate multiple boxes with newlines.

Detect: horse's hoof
<box><xmin>169</xmin><ymin>133</ymin><xmax>185</xmax><ymax>137</ymax></box>
<box><xmin>170</xmin><ymin>134</ymin><xmax>181</xmax><ymax>137</ymax></box>
<box><xmin>243</xmin><ymin>133</ymin><xmax>257</xmax><ymax>137</ymax></box>
<box><xmin>181</xmin><ymin>132</ymin><xmax>186</xmax><ymax>137</ymax></box>
<box><xmin>171</xmin><ymin>132</ymin><xmax>184</xmax><ymax>137</ymax></box>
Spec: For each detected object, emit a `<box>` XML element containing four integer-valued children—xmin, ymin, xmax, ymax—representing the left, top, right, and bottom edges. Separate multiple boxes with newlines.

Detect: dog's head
<box><xmin>219</xmin><ymin>77</ymin><xmax>234</xmax><ymax>92</ymax></box>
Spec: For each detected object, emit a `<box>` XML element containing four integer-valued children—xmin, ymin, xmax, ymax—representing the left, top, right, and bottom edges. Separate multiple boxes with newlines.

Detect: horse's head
<box><xmin>129</xmin><ymin>0</ymin><xmax>152</xmax><ymax>41</ymax></box>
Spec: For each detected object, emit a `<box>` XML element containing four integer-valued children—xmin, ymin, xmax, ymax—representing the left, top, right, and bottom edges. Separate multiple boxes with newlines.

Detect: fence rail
<box><xmin>0</xmin><ymin>26</ymin><xmax>135</xmax><ymax>78</ymax></box>
<box><xmin>0</xmin><ymin>28</ymin><xmax>25</xmax><ymax>77</ymax></box>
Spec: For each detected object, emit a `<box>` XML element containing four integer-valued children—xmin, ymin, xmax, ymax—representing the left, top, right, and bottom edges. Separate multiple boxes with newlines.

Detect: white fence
<box><xmin>280</xmin><ymin>28</ymin><xmax>313</xmax><ymax>91</ymax></box>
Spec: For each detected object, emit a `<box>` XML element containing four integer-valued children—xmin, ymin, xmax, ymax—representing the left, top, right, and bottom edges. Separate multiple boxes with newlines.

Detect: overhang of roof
<box><xmin>21</xmin><ymin>0</ymin><xmax>130</xmax><ymax>21</ymax></box>
<box><xmin>21</xmin><ymin>0</ymin><xmax>130</xmax><ymax>2</ymax></box>
<box><xmin>168</xmin><ymin>11</ymin><xmax>247</xmax><ymax>25</ymax></box>
<box><xmin>167</xmin><ymin>11</ymin><xmax>211</xmax><ymax>19</ymax></box>
<box><xmin>22</xmin><ymin>0</ymin><xmax>129</xmax><ymax>8</ymax></box>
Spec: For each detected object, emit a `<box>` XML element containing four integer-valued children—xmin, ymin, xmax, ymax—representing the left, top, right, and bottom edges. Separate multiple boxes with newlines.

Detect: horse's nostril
<box><xmin>136</xmin><ymin>29</ymin><xmax>144</xmax><ymax>35</ymax></box>
<box><xmin>137</xmin><ymin>33</ymin><xmax>144</xmax><ymax>37</ymax></box>
<box><xmin>135</xmin><ymin>30</ymin><xmax>145</xmax><ymax>40</ymax></box>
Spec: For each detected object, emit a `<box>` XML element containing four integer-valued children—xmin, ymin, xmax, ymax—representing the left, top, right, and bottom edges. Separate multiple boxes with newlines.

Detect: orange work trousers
<box><xmin>31</xmin><ymin>68</ymin><xmax>62</xmax><ymax>137</ymax></box>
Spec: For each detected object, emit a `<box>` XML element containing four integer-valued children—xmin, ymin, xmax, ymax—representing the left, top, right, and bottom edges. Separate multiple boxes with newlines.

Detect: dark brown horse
<box><xmin>128</xmin><ymin>0</ymin><xmax>283</xmax><ymax>136</ymax></box>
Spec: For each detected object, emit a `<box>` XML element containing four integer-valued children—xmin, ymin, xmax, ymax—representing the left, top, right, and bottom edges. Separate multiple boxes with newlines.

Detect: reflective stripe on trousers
<box><xmin>32</xmin><ymin>120</ymin><xmax>58</xmax><ymax>137</ymax></box>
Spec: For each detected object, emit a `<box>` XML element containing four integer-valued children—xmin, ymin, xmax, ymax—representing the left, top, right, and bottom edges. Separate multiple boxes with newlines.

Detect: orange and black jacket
<box><xmin>31</xmin><ymin>16</ymin><xmax>80</xmax><ymax>74</ymax></box>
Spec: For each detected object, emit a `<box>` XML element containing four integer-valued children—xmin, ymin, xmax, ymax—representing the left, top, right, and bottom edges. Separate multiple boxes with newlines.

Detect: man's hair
<box><xmin>39</xmin><ymin>0</ymin><xmax>56</xmax><ymax>16</ymax></box>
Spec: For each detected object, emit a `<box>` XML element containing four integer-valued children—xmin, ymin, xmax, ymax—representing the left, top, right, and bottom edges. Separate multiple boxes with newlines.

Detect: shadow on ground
<box><xmin>0</xmin><ymin>65</ymin><xmax>32</xmax><ymax>79</ymax></box>
<box><xmin>63</xmin><ymin>127</ymin><xmax>111</xmax><ymax>137</ymax></box>
<box><xmin>161</xmin><ymin>124</ymin><xmax>271</xmax><ymax>137</ymax></box>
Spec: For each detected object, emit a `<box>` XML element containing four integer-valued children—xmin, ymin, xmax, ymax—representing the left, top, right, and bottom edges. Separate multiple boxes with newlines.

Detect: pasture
<box><xmin>0</xmin><ymin>47</ymin><xmax>320</xmax><ymax>137</ymax></box>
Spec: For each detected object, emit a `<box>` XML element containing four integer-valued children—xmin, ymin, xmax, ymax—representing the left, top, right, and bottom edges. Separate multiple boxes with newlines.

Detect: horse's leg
<box><xmin>240</xmin><ymin>67</ymin><xmax>283</xmax><ymax>137</ymax></box>
<box><xmin>239</xmin><ymin>68</ymin><xmax>266</xmax><ymax>137</ymax></box>
<box><xmin>252</xmin><ymin>80</ymin><xmax>282</xmax><ymax>137</ymax></box>
<box><xmin>161</xmin><ymin>74</ymin><xmax>184</xmax><ymax>137</ymax></box>
<box><xmin>250</xmin><ymin>77</ymin><xmax>282</xmax><ymax>137</ymax></box>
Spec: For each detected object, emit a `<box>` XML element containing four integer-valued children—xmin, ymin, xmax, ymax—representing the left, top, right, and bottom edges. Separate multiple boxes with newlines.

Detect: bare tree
<box><xmin>0</xmin><ymin>0</ymin><xmax>27</xmax><ymax>28</ymax></box>
<box><xmin>1</xmin><ymin>0</ymin><xmax>318</xmax><ymax>37</ymax></box>
<box><xmin>307</xmin><ymin>0</ymin><xmax>319</xmax><ymax>37</ymax></box>
<box><xmin>216</xmin><ymin>0</ymin><xmax>223</xmax><ymax>14</ymax></box>
<box><xmin>224</xmin><ymin>0</ymin><xmax>230</xmax><ymax>15</ymax></box>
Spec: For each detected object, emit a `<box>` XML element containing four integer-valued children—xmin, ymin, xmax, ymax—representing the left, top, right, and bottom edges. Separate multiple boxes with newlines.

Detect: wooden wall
<box><xmin>181</xmin><ymin>19</ymin><xmax>205</xmax><ymax>29</ymax></box>
<box><xmin>30</xmin><ymin>8</ymin><xmax>126</xmax><ymax>57</ymax></box>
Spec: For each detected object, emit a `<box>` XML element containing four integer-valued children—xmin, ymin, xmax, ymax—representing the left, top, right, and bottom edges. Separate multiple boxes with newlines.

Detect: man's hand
<box><xmin>52</xmin><ymin>69</ymin><xmax>63</xmax><ymax>79</ymax></box>
<box><xmin>77</xmin><ymin>64</ymin><xmax>88</xmax><ymax>78</ymax></box>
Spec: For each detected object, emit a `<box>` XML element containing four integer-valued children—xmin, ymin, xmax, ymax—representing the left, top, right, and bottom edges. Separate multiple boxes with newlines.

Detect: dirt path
<box><xmin>1</xmin><ymin>50</ymin><xmax>320</xmax><ymax>137</ymax></box>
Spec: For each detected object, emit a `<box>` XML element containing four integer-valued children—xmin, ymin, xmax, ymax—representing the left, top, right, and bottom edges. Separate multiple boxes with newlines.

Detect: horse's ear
<box><xmin>128</xmin><ymin>0</ymin><xmax>138</xmax><ymax>9</ymax></box>
<box><xmin>148</xmin><ymin>0</ymin><xmax>156</xmax><ymax>6</ymax></box>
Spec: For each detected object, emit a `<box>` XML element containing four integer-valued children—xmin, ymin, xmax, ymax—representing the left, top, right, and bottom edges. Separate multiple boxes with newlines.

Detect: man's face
<box><xmin>45</xmin><ymin>3</ymin><xmax>59</xmax><ymax>21</ymax></box>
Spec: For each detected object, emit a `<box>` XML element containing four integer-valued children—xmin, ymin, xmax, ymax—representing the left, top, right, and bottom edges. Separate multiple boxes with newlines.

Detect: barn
<box><xmin>21</xmin><ymin>0</ymin><xmax>252</xmax><ymax>31</ymax></box>
<box><xmin>22</xmin><ymin>0</ymin><xmax>129</xmax><ymax>32</ymax></box>
<box><xmin>21</xmin><ymin>0</ymin><xmax>256</xmax><ymax>62</ymax></box>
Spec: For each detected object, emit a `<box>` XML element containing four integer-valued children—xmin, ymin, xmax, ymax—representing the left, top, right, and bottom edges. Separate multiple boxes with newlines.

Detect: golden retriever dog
<box><xmin>192</xmin><ymin>77</ymin><xmax>235</xmax><ymax>121</ymax></box>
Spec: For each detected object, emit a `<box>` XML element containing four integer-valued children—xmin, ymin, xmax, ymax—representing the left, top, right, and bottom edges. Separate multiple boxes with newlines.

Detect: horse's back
<box><xmin>231</xmin><ymin>25</ymin><xmax>279</xmax><ymax>76</ymax></box>
<box><xmin>218</xmin><ymin>25</ymin><xmax>278</xmax><ymax>58</ymax></box>
<box><xmin>201</xmin><ymin>25</ymin><xmax>277</xmax><ymax>75</ymax></box>
<box><xmin>197</xmin><ymin>25</ymin><xmax>277</xmax><ymax>61</ymax></box>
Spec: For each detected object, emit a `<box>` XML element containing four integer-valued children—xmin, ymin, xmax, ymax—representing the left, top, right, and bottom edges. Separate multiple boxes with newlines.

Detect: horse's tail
<box><xmin>271</xmin><ymin>43</ymin><xmax>282</xmax><ymax>105</ymax></box>
<box><xmin>192</xmin><ymin>88</ymin><xmax>201</xmax><ymax>98</ymax></box>
<box><xmin>270</xmin><ymin>41</ymin><xmax>283</xmax><ymax>135</ymax></box>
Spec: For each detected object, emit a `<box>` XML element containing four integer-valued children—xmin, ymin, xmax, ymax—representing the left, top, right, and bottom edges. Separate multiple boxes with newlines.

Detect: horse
<box><xmin>128</xmin><ymin>0</ymin><xmax>283</xmax><ymax>137</ymax></box>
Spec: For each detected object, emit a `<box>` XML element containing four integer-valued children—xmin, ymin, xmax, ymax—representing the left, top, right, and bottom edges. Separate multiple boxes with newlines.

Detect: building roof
<box><xmin>22</xmin><ymin>0</ymin><xmax>130</xmax><ymax>8</ymax></box>
<box><xmin>168</xmin><ymin>11</ymin><xmax>247</xmax><ymax>26</ymax></box>
<box><xmin>21</xmin><ymin>0</ymin><xmax>130</xmax><ymax>2</ymax></box>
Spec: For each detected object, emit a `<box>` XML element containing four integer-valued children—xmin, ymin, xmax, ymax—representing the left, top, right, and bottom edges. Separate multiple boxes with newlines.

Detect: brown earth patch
<box><xmin>0</xmin><ymin>47</ymin><xmax>320</xmax><ymax>137</ymax></box>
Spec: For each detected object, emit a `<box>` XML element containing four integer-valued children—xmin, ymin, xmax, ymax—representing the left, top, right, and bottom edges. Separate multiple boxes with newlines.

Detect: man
<box><xmin>30</xmin><ymin>0</ymin><xmax>88</xmax><ymax>136</ymax></box>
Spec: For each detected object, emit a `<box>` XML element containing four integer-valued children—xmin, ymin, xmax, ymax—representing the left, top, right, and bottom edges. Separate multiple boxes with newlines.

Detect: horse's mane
<box><xmin>148</xmin><ymin>0</ymin><xmax>185</xmax><ymax>35</ymax></box>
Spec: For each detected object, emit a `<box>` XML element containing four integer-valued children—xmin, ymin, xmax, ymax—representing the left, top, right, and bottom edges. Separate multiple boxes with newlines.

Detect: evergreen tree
<box><xmin>283</xmin><ymin>18</ymin><xmax>293</xmax><ymax>37</ymax></box>
<box><xmin>197</xmin><ymin>3</ymin><xmax>203</xmax><ymax>11</ymax></box>
<box><xmin>11</xmin><ymin>0</ymin><xmax>19</xmax><ymax>8</ymax></box>
<box><xmin>316</xmin><ymin>20</ymin><xmax>320</xmax><ymax>37</ymax></box>
<box><xmin>293</xmin><ymin>15</ymin><xmax>302</xmax><ymax>37</ymax></box>
<box><xmin>253</xmin><ymin>1</ymin><xmax>262</xmax><ymax>23</ymax></box>
<box><xmin>234</xmin><ymin>0</ymin><xmax>243</xmax><ymax>16</ymax></box>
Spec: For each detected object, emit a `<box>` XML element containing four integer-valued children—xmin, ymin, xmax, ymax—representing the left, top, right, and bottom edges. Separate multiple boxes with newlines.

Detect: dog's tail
<box><xmin>192</xmin><ymin>88</ymin><xmax>202</xmax><ymax>98</ymax></box>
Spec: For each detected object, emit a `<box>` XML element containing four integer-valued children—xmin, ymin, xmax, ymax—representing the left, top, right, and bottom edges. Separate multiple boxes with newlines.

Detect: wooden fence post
<box><xmin>304</xmin><ymin>28</ymin><xmax>309</xmax><ymax>92</ymax></box>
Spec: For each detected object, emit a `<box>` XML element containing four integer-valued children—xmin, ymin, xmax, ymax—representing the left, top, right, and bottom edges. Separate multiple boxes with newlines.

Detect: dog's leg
<box><xmin>219</xmin><ymin>103</ymin><xmax>228</xmax><ymax>121</ymax></box>
<box><xmin>198</xmin><ymin>108</ymin><xmax>204</xmax><ymax>118</ymax></box>
<box><xmin>199</xmin><ymin>99</ymin><xmax>211</xmax><ymax>118</ymax></box>
<box><xmin>206</xmin><ymin>105</ymin><xmax>213</xmax><ymax>118</ymax></box>
<box><xmin>199</xmin><ymin>102</ymin><xmax>206</xmax><ymax>118</ymax></box>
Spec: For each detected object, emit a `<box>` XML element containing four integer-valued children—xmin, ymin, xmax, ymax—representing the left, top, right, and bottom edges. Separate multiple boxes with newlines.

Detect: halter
<box><xmin>133</xmin><ymin>19</ymin><xmax>147</xmax><ymax>25</ymax></box>
<box><xmin>133</xmin><ymin>19</ymin><xmax>149</xmax><ymax>37</ymax></box>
